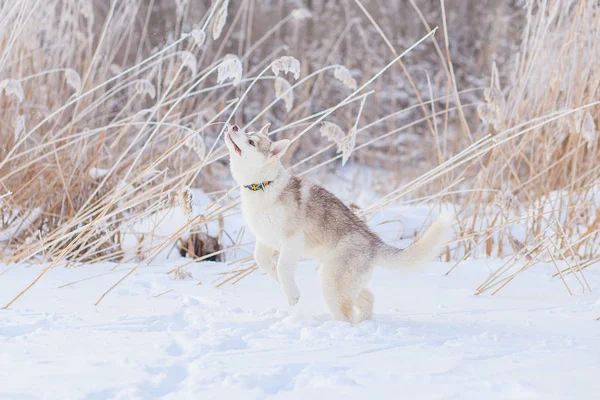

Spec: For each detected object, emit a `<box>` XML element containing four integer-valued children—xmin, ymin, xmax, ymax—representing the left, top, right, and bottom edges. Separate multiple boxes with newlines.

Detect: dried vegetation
<box><xmin>0</xmin><ymin>0</ymin><xmax>598</xmax><ymax>306</ymax></box>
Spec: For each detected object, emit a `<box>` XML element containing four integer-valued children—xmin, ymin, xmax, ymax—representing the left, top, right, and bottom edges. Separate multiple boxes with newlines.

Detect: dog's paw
<box><xmin>288</xmin><ymin>293</ymin><xmax>300</xmax><ymax>306</ymax></box>
<box><xmin>286</xmin><ymin>285</ymin><xmax>300</xmax><ymax>306</ymax></box>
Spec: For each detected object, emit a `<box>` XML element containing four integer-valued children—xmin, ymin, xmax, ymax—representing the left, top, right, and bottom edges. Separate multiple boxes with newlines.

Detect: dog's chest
<box><xmin>241</xmin><ymin>195</ymin><xmax>286</xmax><ymax>248</ymax></box>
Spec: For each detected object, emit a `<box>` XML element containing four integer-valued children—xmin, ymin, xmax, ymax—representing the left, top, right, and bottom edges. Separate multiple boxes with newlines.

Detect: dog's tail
<box><xmin>374</xmin><ymin>214</ymin><xmax>453</xmax><ymax>269</ymax></box>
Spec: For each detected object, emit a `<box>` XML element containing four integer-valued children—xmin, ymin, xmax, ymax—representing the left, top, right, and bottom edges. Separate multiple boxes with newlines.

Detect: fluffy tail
<box><xmin>375</xmin><ymin>214</ymin><xmax>453</xmax><ymax>269</ymax></box>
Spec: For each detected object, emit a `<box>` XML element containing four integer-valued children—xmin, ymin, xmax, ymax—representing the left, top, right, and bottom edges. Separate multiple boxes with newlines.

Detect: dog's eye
<box><xmin>248</xmin><ymin>140</ymin><xmax>255</xmax><ymax>147</ymax></box>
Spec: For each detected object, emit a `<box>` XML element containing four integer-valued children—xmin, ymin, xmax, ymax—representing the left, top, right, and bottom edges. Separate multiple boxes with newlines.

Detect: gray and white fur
<box><xmin>225</xmin><ymin>123</ymin><xmax>452</xmax><ymax>324</ymax></box>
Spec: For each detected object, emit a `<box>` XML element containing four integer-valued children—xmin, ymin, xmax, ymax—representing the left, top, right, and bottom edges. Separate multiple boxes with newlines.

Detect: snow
<box><xmin>120</xmin><ymin>188</ymin><xmax>244</xmax><ymax>262</ymax></box>
<box><xmin>1</xmin><ymin>257</ymin><xmax>599</xmax><ymax>399</ymax></box>
<box><xmin>0</xmin><ymin>207</ymin><xmax>42</xmax><ymax>242</ymax></box>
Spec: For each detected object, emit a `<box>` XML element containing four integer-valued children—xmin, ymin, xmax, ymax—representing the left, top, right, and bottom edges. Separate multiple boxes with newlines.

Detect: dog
<box><xmin>225</xmin><ymin>123</ymin><xmax>451</xmax><ymax>324</ymax></box>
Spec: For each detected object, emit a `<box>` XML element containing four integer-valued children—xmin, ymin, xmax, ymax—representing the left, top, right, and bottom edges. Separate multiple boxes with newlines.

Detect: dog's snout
<box><xmin>232</xmin><ymin>124</ymin><xmax>239</xmax><ymax>132</ymax></box>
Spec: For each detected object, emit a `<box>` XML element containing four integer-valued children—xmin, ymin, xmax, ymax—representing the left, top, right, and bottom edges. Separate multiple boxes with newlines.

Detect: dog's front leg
<box><xmin>277</xmin><ymin>234</ymin><xmax>304</xmax><ymax>306</ymax></box>
<box><xmin>254</xmin><ymin>241</ymin><xmax>279</xmax><ymax>283</ymax></box>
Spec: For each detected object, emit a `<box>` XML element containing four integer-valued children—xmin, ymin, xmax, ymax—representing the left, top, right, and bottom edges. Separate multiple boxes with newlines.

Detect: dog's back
<box><xmin>275</xmin><ymin>176</ymin><xmax>383</xmax><ymax>258</ymax></box>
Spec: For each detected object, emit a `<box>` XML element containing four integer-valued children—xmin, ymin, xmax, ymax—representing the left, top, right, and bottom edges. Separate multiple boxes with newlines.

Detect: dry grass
<box><xmin>451</xmin><ymin>0</ymin><xmax>600</xmax><ymax>294</ymax></box>
<box><xmin>0</xmin><ymin>0</ymin><xmax>598</xmax><ymax>306</ymax></box>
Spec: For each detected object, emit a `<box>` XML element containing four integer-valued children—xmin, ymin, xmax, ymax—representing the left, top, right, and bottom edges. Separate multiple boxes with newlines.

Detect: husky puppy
<box><xmin>225</xmin><ymin>123</ymin><xmax>451</xmax><ymax>324</ymax></box>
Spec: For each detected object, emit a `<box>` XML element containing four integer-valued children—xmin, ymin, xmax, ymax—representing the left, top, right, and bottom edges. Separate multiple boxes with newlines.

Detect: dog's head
<box><xmin>225</xmin><ymin>123</ymin><xmax>290</xmax><ymax>185</ymax></box>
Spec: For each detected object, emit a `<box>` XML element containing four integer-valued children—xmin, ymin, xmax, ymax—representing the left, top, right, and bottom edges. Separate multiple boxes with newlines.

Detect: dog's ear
<box><xmin>269</xmin><ymin>139</ymin><xmax>290</xmax><ymax>158</ymax></box>
<box><xmin>258</xmin><ymin>123</ymin><xmax>271</xmax><ymax>136</ymax></box>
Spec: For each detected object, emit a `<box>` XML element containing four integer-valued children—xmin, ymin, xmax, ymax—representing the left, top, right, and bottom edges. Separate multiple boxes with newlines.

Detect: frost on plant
<box><xmin>217</xmin><ymin>54</ymin><xmax>242</xmax><ymax>86</ymax></box>
<box><xmin>577</xmin><ymin>111</ymin><xmax>598</xmax><ymax>149</ymax></box>
<box><xmin>175</xmin><ymin>0</ymin><xmax>188</xmax><ymax>19</ymax></box>
<box><xmin>274</xmin><ymin>77</ymin><xmax>293</xmax><ymax>112</ymax></box>
<box><xmin>494</xmin><ymin>191</ymin><xmax>522</xmax><ymax>220</ymax></box>
<box><xmin>477</xmin><ymin>85</ymin><xmax>505</xmax><ymax>131</ymax></box>
<box><xmin>89</xmin><ymin>167</ymin><xmax>109</xmax><ymax>179</ymax></box>
<box><xmin>195</xmin><ymin>107</ymin><xmax>217</xmax><ymax>128</ymax></box>
<box><xmin>134</xmin><ymin>80</ymin><xmax>156</xmax><ymax>99</ymax></box>
<box><xmin>320</xmin><ymin>122</ymin><xmax>345</xmax><ymax>152</ymax></box>
<box><xmin>341</xmin><ymin>128</ymin><xmax>357</xmax><ymax>166</ymax></box>
<box><xmin>191</xmin><ymin>29</ymin><xmax>206</xmax><ymax>47</ymax></box>
<box><xmin>179</xmin><ymin>51</ymin><xmax>198</xmax><ymax>76</ymax></box>
<box><xmin>477</xmin><ymin>62</ymin><xmax>505</xmax><ymax>132</ymax></box>
<box><xmin>109</xmin><ymin>64</ymin><xmax>123</xmax><ymax>75</ymax></box>
<box><xmin>291</xmin><ymin>8</ymin><xmax>312</xmax><ymax>21</ymax></box>
<box><xmin>178</xmin><ymin>186</ymin><xmax>194</xmax><ymax>220</ymax></box>
<box><xmin>334</xmin><ymin>66</ymin><xmax>357</xmax><ymax>90</ymax></box>
<box><xmin>0</xmin><ymin>208</ymin><xmax>42</xmax><ymax>241</ymax></box>
<box><xmin>65</xmin><ymin>69</ymin><xmax>82</xmax><ymax>95</ymax></box>
<box><xmin>13</xmin><ymin>115</ymin><xmax>25</xmax><ymax>141</ymax></box>
<box><xmin>79</xmin><ymin>0</ymin><xmax>94</xmax><ymax>24</ymax></box>
<box><xmin>212</xmin><ymin>0</ymin><xmax>229</xmax><ymax>40</ymax></box>
<box><xmin>320</xmin><ymin>122</ymin><xmax>356</xmax><ymax>166</ymax></box>
<box><xmin>0</xmin><ymin>79</ymin><xmax>24</xmax><ymax>103</ymax></box>
<box><xmin>185</xmin><ymin>133</ymin><xmax>206</xmax><ymax>160</ymax></box>
<box><xmin>271</xmin><ymin>56</ymin><xmax>300</xmax><ymax>80</ymax></box>
<box><xmin>132</xmin><ymin>109</ymin><xmax>153</xmax><ymax>123</ymax></box>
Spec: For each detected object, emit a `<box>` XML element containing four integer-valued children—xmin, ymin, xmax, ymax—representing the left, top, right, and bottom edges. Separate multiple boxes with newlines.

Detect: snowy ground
<box><xmin>1</xmin><ymin>256</ymin><xmax>599</xmax><ymax>400</ymax></box>
<box><xmin>2</xmin><ymin>173</ymin><xmax>600</xmax><ymax>399</ymax></box>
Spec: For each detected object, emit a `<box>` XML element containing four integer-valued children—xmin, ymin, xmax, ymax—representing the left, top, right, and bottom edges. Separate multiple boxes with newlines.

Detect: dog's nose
<box><xmin>232</xmin><ymin>124</ymin><xmax>239</xmax><ymax>132</ymax></box>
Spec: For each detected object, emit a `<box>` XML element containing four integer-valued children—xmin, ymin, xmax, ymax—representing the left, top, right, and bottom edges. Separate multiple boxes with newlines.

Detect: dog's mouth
<box><xmin>227</xmin><ymin>133</ymin><xmax>242</xmax><ymax>156</ymax></box>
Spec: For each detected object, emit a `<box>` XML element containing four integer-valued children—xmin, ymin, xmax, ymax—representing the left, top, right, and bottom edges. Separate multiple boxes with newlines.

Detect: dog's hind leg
<box><xmin>355</xmin><ymin>288</ymin><xmax>374</xmax><ymax>323</ymax></box>
<box><xmin>319</xmin><ymin>259</ymin><xmax>363</xmax><ymax>323</ymax></box>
